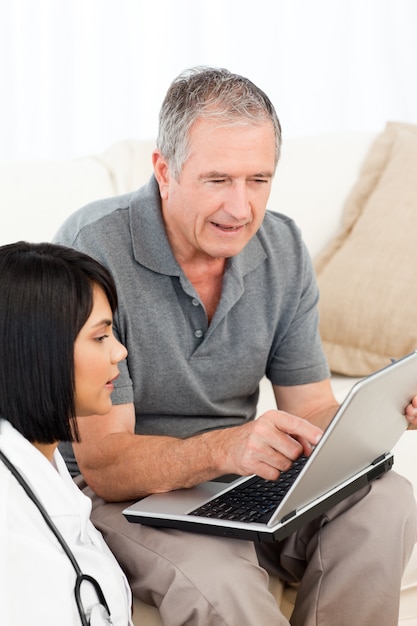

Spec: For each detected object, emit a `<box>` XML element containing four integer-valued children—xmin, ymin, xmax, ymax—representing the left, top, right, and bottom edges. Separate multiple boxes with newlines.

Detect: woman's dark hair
<box><xmin>0</xmin><ymin>241</ymin><xmax>118</xmax><ymax>443</ymax></box>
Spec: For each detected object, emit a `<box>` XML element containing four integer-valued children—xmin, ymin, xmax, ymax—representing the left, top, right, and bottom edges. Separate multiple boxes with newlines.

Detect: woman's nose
<box><xmin>112</xmin><ymin>338</ymin><xmax>128</xmax><ymax>363</ymax></box>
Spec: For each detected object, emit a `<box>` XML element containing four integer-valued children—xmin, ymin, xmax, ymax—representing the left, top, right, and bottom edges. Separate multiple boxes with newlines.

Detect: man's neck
<box><xmin>180</xmin><ymin>257</ymin><xmax>226</xmax><ymax>323</ymax></box>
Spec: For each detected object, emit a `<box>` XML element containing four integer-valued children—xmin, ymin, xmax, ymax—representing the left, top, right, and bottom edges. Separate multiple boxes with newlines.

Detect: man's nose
<box><xmin>223</xmin><ymin>182</ymin><xmax>251</xmax><ymax>220</ymax></box>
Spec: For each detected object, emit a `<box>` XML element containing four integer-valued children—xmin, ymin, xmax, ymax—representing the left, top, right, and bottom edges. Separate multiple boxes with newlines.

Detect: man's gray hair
<box><xmin>157</xmin><ymin>66</ymin><xmax>282</xmax><ymax>179</ymax></box>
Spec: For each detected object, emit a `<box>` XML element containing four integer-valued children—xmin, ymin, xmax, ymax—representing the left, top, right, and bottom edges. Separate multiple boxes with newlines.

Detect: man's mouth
<box><xmin>213</xmin><ymin>223</ymin><xmax>243</xmax><ymax>231</ymax></box>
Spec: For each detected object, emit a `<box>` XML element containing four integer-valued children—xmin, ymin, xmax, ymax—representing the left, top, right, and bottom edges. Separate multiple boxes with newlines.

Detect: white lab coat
<box><xmin>0</xmin><ymin>419</ymin><xmax>133</xmax><ymax>625</ymax></box>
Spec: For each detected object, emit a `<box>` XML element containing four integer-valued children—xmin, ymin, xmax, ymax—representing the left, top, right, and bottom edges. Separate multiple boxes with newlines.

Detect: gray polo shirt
<box><xmin>55</xmin><ymin>176</ymin><xmax>329</xmax><ymax>440</ymax></box>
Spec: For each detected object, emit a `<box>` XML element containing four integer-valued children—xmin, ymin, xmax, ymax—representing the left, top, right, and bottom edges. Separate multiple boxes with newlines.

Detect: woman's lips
<box><xmin>105</xmin><ymin>372</ymin><xmax>120</xmax><ymax>389</ymax></box>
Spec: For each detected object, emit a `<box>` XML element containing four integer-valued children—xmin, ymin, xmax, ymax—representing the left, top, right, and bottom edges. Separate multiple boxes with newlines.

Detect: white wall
<box><xmin>1</xmin><ymin>0</ymin><xmax>417</xmax><ymax>162</ymax></box>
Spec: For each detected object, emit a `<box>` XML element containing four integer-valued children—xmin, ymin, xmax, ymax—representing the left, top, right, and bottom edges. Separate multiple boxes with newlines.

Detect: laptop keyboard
<box><xmin>189</xmin><ymin>455</ymin><xmax>308</xmax><ymax>524</ymax></box>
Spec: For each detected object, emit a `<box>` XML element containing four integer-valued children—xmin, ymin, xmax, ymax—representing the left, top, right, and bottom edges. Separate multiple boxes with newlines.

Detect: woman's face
<box><xmin>73</xmin><ymin>284</ymin><xmax>127</xmax><ymax>417</ymax></box>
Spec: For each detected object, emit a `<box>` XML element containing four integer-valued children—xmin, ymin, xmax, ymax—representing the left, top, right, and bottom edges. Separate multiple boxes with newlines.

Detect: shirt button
<box><xmin>194</xmin><ymin>329</ymin><xmax>203</xmax><ymax>338</ymax></box>
<box><xmin>192</xmin><ymin>298</ymin><xmax>199</xmax><ymax>307</ymax></box>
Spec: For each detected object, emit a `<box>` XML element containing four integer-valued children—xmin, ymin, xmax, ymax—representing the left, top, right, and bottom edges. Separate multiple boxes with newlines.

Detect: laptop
<box><xmin>123</xmin><ymin>351</ymin><xmax>417</xmax><ymax>542</ymax></box>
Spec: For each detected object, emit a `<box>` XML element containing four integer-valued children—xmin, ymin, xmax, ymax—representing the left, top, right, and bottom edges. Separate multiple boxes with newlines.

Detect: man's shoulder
<box><xmin>263</xmin><ymin>208</ymin><xmax>299</xmax><ymax>230</ymax></box>
<box><xmin>53</xmin><ymin>176</ymin><xmax>159</xmax><ymax>248</ymax></box>
<box><xmin>259</xmin><ymin>209</ymin><xmax>303</xmax><ymax>248</ymax></box>
<box><xmin>53</xmin><ymin>191</ymin><xmax>135</xmax><ymax>246</ymax></box>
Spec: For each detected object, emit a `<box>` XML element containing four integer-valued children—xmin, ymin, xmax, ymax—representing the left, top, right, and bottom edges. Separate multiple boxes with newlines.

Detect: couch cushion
<box><xmin>315</xmin><ymin>121</ymin><xmax>417</xmax><ymax>376</ymax></box>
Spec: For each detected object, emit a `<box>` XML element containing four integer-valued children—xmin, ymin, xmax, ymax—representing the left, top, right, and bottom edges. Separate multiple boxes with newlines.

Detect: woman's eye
<box><xmin>95</xmin><ymin>334</ymin><xmax>109</xmax><ymax>343</ymax></box>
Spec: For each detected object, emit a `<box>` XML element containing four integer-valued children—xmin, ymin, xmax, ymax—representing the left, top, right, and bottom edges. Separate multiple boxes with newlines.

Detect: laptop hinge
<box><xmin>281</xmin><ymin>509</ymin><xmax>297</xmax><ymax>523</ymax></box>
<box><xmin>372</xmin><ymin>452</ymin><xmax>388</xmax><ymax>465</ymax></box>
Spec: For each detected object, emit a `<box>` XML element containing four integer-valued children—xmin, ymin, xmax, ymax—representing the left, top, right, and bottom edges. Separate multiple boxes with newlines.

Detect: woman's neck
<box><xmin>32</xmin><ymin>442</ymin><xmax>58</xmax><ymax>462</ymax></box>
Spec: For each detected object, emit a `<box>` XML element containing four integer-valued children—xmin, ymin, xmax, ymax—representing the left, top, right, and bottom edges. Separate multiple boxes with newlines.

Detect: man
<box><xmin>55</xmin><ymin>67</ymin><xmax>417</xmax><ymax>626</ymax></box>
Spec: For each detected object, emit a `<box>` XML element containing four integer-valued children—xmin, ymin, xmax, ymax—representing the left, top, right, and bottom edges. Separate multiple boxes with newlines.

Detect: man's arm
<box><xmin>73</xmin><ymin>394</ymin><xmax>324</xmax><ymax>502</ymax></box>
<box><xmin>76</xmin><ymin>377</ymin><xmax>417</xmax><ymax>502</ymax></box>
<box><xmin>273</xmin><ymin>378</ymin><xmax>340</xmax><ymax>431</ymax></box>
<box><xmin>73</xmin><ymin>402</ymin><xmax>228</xmax><ymax>500</ymax></box>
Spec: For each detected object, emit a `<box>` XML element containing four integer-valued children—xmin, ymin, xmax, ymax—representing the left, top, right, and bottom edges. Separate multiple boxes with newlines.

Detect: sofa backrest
<box><xmin>0</xmin><ymin>133</ymin><xmax>375</xmax><ymax>257</ymax></box>
<box><xmin>0</xmin><ymin>140</ymin><xmax>155</xmax><ymax>246</ymax></box>
<box><xmin>269</xmin><ymin>132</ymin><xmax>375</xmax><ymax>258</ymax></box>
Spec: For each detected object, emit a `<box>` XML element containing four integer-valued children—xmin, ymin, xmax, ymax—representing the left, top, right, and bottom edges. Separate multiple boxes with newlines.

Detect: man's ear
<box><xmin>152</xmin><ymin>150</ymin><xmax>170</xmax><ymax>200</ymax></box>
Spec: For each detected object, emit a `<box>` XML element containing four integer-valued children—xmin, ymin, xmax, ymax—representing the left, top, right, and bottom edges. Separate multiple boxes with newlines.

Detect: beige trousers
<box><xmin>80</xmin><ymin>471</ymin><xmax>417</xmax><ymax>626</ymax></box>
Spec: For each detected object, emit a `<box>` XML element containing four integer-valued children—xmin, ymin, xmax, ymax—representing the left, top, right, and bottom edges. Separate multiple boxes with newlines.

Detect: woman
<box><xmin>0</xmin><ymin>241</ymin><xmax>133</xmax><ymax>625</ymax></box>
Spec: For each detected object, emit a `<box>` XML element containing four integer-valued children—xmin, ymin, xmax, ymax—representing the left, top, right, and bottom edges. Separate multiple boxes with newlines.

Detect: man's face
<box><xmin>154</xmin><ymin>118</ymin><xmax>276</xmax><ymax>263</ymax></box>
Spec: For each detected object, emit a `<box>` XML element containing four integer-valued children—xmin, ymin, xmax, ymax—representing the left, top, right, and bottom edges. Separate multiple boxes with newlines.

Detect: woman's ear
<box><xmin>152</xmin><ymin>149</ymin><xmax>170</xmax><ymax>200</ymax></box>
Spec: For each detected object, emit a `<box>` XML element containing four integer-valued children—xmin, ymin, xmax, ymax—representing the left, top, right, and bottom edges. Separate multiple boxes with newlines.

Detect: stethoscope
<box><xmin>0</xmin><ymin>449</ymin><xmax>113</xmax><ymax>625</ymax></box>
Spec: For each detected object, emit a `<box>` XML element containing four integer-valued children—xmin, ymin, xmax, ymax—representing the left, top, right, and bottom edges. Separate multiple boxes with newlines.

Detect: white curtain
<box><xmin>1</xmin><ymin>0</ymin><xmax>417</xmax><ymax>162</ymax></box>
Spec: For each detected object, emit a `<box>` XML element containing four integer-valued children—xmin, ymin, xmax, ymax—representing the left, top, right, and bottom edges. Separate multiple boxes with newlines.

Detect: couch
<box><xmin>2</xmin><ymin>124</ymin><xmax>416</xmax><ymax>624</ymax></box>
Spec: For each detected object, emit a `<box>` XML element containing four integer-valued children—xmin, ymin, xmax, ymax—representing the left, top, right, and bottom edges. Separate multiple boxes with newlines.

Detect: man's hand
<box><xmin>220</xmin><ymin>410</ymin><xmax>323</xmax><ymax>481</ymax></box>
<box><xmin>406</xmin><ymin>396</ymin><xmax>417</xmax><ymax>429</ymax></box>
